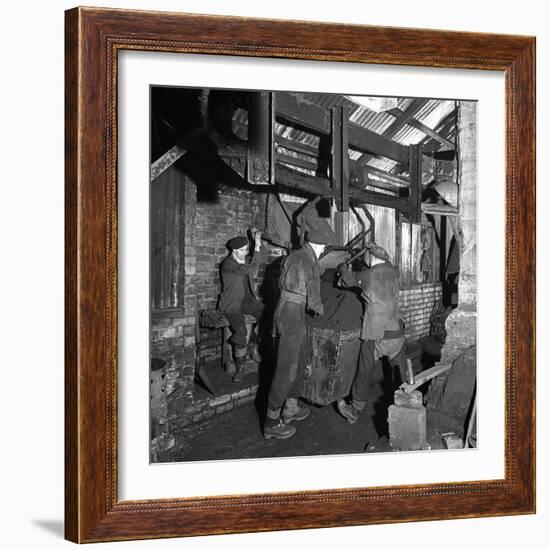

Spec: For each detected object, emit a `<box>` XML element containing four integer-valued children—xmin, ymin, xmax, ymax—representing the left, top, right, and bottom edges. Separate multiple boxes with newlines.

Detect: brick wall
<box><xmin>191</xmin><ymin>184</ymin><xmax>269</xmax><ymax>369</ymax></box>
<box><xmin>399</xmin><ymin>282</ymin><xmax>443</xmax><ymax>341</ymax></box>
<box><xmin>151</xmin><ymin>317</ymin><xmax>187</xmax><ymax>396</ymax></box>
<box><xmin>174</xmin><ymin>385</ymin><xmax>259</xmax><ymax>429</ymax></box>
<box><xmin>153</xmin><ymin>175</ymin><xmax>277</xmax><ymax>426</ymax></box>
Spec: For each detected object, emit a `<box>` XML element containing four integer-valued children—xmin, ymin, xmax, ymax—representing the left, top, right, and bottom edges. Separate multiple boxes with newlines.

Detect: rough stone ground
<box><xmin>166</xmin><ymin>336</ymin><xmax>458</xmax><ymax>462</ymax></box>
<box><xmin>174</xmin><ymin>383</ymin><xmax>390</xmax><ymax>462</ymax></box>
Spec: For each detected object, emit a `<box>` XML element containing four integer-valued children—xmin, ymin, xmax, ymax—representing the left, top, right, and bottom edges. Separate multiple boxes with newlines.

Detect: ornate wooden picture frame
<box><xmin>65</xmin><ymin>6</ymin><xmax>535</xmax><ymax>543</ymax></box>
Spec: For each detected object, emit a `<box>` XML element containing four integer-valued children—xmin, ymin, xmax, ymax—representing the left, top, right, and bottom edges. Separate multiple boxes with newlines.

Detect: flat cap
<box><xmin>306</xmin><ymin>229</ymin><xmax>331</xmax><ymax>245</ymax></box>
<box><xmin>227</xmin><ymin>236</ymin><xmax>249</xmax><ymax>250</ymax></box>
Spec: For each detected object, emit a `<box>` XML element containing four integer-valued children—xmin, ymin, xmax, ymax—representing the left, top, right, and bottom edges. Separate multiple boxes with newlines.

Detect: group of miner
<box><xmin>218</xmin><ymin>228</ymin><xmax>407</xmax><ymax>440</ymax></box>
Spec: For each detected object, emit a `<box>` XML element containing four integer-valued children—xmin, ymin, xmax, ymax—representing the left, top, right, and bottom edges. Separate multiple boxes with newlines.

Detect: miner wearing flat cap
<box><xmin>264</xmin><ymin>229</ymin><xmax>330</xmax><ymax>440</ymax></box>
<box><xmin>218</xmin><ymin>230</ymin><xmax>264</xmax><ymax>382</ymax></box>
<box><xmin>336</xmin><ymin>242</ymin><xmax>407</xmax><ymax>424</ymax></box>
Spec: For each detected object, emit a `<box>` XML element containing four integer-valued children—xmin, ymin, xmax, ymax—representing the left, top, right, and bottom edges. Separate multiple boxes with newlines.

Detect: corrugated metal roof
<box><xmin>233</xmin><ymin>92</ymin><xmax>457</xmax><ymax>186</ymax></box>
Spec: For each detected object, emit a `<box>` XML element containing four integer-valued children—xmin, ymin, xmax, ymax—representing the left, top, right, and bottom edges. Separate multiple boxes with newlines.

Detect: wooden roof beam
<box><xmin>387</xmin><ymin>108</ymin><xmax>455</xmax><ymax>150</ymax></box>
<box><xmin>421</xmin><ymin>110</ymin><xmax>457</xmax><ymax>150</ymax></box>
<box><xmin>382</xmin><ymin>98</ymin><xmax>429</xmax><ymax>139</ymax></box>
<box><xmin>275</xmin><ymin>92</ymin><xmax>409</xmax><ymax>165</ymax></box>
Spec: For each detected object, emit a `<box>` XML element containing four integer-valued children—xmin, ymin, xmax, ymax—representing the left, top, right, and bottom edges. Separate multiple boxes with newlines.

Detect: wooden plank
<box><xmin>408</xmin><ymin>144</ymin><xmax>423</xmax><ymax>223</ymax></box>
<box><xmin>363</xmin><ymin>164</ymin><xmax>409</xmax><ymax>187</ymax></box>
<box><xmin>422</xmin><ymin>203</ymin><xmax>458</xmax><ymax>216</ymax></box>
<box><xmin>348</xmin><ymin>122</ymin><xmax>409</xmax><ymax>164</ymax></box>
<box><xmin>400</xmin><ymin>222</ymin><xmax>412</xmax><ymax>284</ymax></box>
<box><xmin>275</xmin><ymin>151</ymin><xmax>318</xmax><ymax>171</ymax></box>
<box><xmin>349</xmin><ymin>160</ymin><xmax>401</xmax><ymax>192</ymax></box>
<box><xmin>150</xmin><ymin>126</ymin><xmax>205</xmax><ymax>181</ymax></box>
<box><xmin>275</xmin><ymin>134</ymin><xmax>319</xmax><ymax>156</ymax></box>
<box><xmin>411</xmin><ymin>223</ymin><xmax>422</xmax><ymax>283</ymax></box>
<box><xmin>276</xmin><ymin>91</ymin><xmax>330</xmax><ymax>134</ymax></box>
<box><xmin>367</xmin><ymin>205</ymin><xmax>397</xmax><ymax>263</ymax></box>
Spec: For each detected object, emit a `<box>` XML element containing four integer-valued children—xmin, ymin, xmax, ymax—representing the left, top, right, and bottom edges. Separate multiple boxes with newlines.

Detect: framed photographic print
<box><xmin>65</xmin><ymin>6</ymin><xmax>535</xmax><ymax>543</ymax></box>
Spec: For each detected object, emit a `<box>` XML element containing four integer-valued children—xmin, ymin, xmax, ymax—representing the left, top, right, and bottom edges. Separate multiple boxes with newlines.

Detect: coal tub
<box><xmin>301</xmin><ymin>270</ymin><xmax>364</xmax><ymax>406</ymax></box>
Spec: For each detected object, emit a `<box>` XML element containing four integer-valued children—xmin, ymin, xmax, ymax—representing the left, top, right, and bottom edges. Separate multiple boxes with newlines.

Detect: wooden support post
<box><xmin>247</xmin><ymin>91</ymin><xmax>274</xmax><ymax>185</ymax></box>
<box><xmin>331</xmin><ymin>105</ymin><xmax>349</xmax><ymax>212</ymax></box>
<box><xmin>409</xmin><ymin>144</ymin><xmax>423</xmax><ymax>223</ymax></box>
<box><xmin>440</xmin><ymin>215</ymin><xmax>447</xmax><ymax>283</ymax></box>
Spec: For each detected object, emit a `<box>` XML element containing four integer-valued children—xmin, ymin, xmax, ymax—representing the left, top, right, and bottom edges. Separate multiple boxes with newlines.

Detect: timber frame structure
<box><xmin>150</xmin><ymin>89</ymin><xmax>456</xmax><ymax>224</ymax></box>
<box><xmin>65</xmin><ymin>7</ymin><xmax>535</xmax><ymax>543</ymax></box>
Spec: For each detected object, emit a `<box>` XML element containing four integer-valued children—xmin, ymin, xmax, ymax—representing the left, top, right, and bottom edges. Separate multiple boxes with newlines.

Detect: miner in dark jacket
<box><xmin>264</xmin><ymin>230</ymin><xmax>329</xmax><ymax>440</ymax></box>
<box><xmin>336</xmin><ymin>244</ymin><xmax>407</xmax><ymax>424</ymax></box>
<box><xmin>219</xmin><ymin>231</ymin><xmax>264</xmax><ymax>382</ymax></box>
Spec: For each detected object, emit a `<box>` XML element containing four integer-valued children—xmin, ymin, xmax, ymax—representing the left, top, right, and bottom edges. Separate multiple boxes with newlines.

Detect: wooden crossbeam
<box><xmin>150</xmin><ymin>126</ymin><xmax>205</xmax><ymax>181</ymax></box>
<box><xmin>387</xmin><ymin>108</ymin><xmax>455</xmax><ymax>149</ymax></box>
<box><xmin>275</xmin><ymin>163</ymin><xmax>408</xmax><ymax>211</ymax></box>
<box><xmin>275</xmin><ymin>135</ymin><xmax>318</xmax><ymax>156</ymax></box>
<box><xmin>363</xmin><ymin>164</ymin><xmax>409</xmax><ymax>187</ymax></box>
<box><xmin>422</xmin><ymin>110</ymin><xmax>456</xmax><ymax>151</ymax></box>
<box><xmin>275</xmin><ymin>151</ymin><xmax>318</xmax><ymax>171</ymax></box>
<box><xmin>276</xmin><ymin>92</ymin><xmax>330</xmax><ymax>134</ymax></box>
<box><xmin>348</xmin><ymin>123</ymin><xmax>409</xmax><ymax>164</ymax></box>
<box><xmin>422</xmin><ymin>203</ymin><xmax>458</xmax><ymax>216</ymax></box>
<box><xmin>383</xmin><ymin>98</ymin><xmax>429</xmax><ymax>139</ymax></box>
<box><xmin>349</xmin><ymin>160</ymin><xmax>401</xmax><ymax>192</ymax></box>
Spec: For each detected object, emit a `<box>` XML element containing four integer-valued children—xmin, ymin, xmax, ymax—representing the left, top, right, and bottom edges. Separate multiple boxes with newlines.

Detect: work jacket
<box><xmin>340</xmin><ymin>262</ymin><xmax>403</xmax><ymax>341</ymax></box>
<box><xmin>218</xmin><ymin>248</ymin><xmax>264</xmax><ymax>314</ymax></box>
<box><xmin>277</xmin><ymin>242</ymin><xmax>323</xmax><ymax>316</ymax></box>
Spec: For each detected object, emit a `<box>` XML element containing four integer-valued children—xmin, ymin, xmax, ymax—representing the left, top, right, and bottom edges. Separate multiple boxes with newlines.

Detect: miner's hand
<box><xmin>336</xmin><ymin>262</ymin><xmax>347</xmax><ymax>275</ymax></box>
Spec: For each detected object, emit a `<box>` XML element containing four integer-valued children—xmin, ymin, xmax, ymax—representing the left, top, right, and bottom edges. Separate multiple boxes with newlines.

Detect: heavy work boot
<box><xmin>264</xmin><ymin>408</ymin><xmax>296</xmax><ymax>440</ymax></box>
<box><xmin>249</xmin><ymin>343</ymin><xmax>262</xmax><ymax>363</ymax></box>
<box><xmin>282</xmin><ymin>397</ymin><xmax>310</xmax><ymax>423</ymax></box>
<box><xmin>248</xmin><ymin>324</ymin><xmax>262</xmax><ymax>363</ymax></box>
<box><xmin>232</xmin><ymin>347</ymin><xmax>247</xmax><ymax>383</ymax></box>
<box><xmin>337</xmin><ymin>398</ymin><xmax>365</xmax><ymax>424</ymax></box>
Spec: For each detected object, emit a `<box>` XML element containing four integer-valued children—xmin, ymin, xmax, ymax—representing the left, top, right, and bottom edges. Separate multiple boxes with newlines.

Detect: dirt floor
<box><xmin>166</xmin><ymin>335</ymin><xmax>462</xmax><ymax>463</ymax></box>
<box><xmin>176</xmin><ymin>383</ymin><xmax>390</xmax><ymax>462</ymax></box>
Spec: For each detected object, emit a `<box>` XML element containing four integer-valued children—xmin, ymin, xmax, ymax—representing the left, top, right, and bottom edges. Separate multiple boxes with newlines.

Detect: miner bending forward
<box><xmin>264</xmin><ymin>230</ymin><xmax>329</xmax><ymax>440</ymax></box>
<box><xmin>337</xmin><ymin>244</ymin><xmax>407</xmax><ymax>424</ymax></box>
<box><xmin>218</xmin><ymin>231</ymin><xmax>264</xmax><ymax>382</ymax></box>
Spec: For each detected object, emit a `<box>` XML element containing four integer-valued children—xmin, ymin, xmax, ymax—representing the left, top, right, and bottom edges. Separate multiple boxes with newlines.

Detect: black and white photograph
<box><xmin>149</xmin><ymin>87</ymin><xmax>477</xmax><ymax>462</ymax></box>
<box><xmin>3</xmin><ymin>0</ymin><xmax>545</xmax><ymax>547</ymax></box>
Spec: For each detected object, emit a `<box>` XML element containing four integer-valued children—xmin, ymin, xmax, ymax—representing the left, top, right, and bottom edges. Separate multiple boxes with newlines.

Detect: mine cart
<box><xmin>302</xmin><ymin>326</ymin><xmax>361</xmax><ymax>406</ymax></box>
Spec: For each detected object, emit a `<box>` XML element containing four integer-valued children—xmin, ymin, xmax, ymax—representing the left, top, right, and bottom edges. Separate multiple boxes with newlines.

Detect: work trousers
<box><xmin>225</xmin><ymin>296</ymin><xmax>264</xmax><ymax>349</ymax></box>
<box><xmin>267</xmin><ymin>300</ymin><xmax>307</xmax><ymax>412</ymax></box>
<box><xmin>351</xmin><ymin>339</ymin><xmax>408</xmax><ymax>403</ymax></box>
